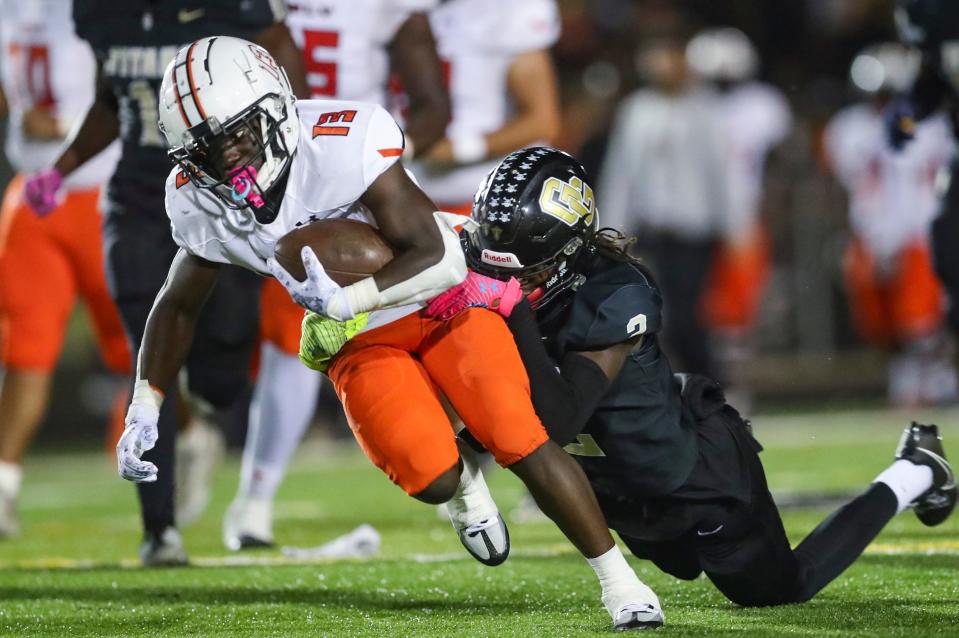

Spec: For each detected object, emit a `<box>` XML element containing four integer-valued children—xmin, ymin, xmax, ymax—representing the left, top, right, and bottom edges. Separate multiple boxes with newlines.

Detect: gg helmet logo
<box><xmin>538</xmin><ymin>176</ymin><xmax>596</xmax><ymax>227</ymax></box>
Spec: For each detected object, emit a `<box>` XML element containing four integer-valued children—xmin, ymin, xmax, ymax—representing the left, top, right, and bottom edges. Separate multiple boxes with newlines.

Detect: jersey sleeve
<box><xmin>561</xmin><ymin>264</ymin><xmax>663</xmax><ymax>351</ymax></box>
<box><xmin>496</xmin><ymin>0</ymin><xmax>561</xmax><ymax>55</ymax></box>
<box><xmin>361</xmin><ymin>105</ymin><xmax>406</xmax><ymax>190</ymax></box>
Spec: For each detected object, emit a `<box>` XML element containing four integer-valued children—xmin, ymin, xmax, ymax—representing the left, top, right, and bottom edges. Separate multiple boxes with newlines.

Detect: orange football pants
<box><xmin>0</xmin><ymin>175</ymin><xmax>130</xmax><ymax>374</ymax></box>
<box><xmin>844</xmin><ymin>238</ymin><xmax>944</xmax><ymax>345</ymax></box>
<box><xmin>702</xmin><ymin>225</ymin><xmax>771</xmax><ymax>331</ymax></box>
<box><xmin>328</xmin><ymin>308</ymin><xmax>549</xmax><ymax>495</ymax></box>
<box><xmin>259</xmin><ymin>277</ymin><xmax>304</xmax><ymax>355</ymax></box>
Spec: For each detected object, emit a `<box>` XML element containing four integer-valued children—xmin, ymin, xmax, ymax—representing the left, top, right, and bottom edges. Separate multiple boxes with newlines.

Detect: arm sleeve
<box><xmin>506</xmin><ymin>301</ymin><xmax>611</xmax><ymax>446</ymax></box>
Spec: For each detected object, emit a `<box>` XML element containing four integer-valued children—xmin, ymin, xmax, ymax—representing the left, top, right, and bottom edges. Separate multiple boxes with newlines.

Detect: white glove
<box><xmin>116</xmin><ymin>402</ymin><xmax>160</xmax><ymax>483</ymax></box>
<box><xmin>267</xmin><ymin>247</ymin><xmax>356</xmax><ymax>321</ymax></box>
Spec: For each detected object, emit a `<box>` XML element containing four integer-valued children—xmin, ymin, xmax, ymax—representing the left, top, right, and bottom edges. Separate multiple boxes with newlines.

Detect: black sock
<box><xmin>137</xmin><ymin>396</ymin><xmax>177</xmax><ymax>536</ymax></box>
<box><xmin>790</xmin><ymin>482</ymin><xmax>898</xmax><ymax>601</ymax></box>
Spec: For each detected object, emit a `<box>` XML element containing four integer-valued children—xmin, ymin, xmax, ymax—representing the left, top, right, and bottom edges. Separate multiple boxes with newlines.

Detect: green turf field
<box><xmin>1</xmin><ymin>407</ymin><xmax>957</xmax><ymax>637</ymax></box>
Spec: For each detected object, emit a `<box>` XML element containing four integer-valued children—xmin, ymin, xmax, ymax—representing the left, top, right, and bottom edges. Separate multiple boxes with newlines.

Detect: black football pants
<box><xmin>618</xmin><ymin>441</ymin><xmax>899</xmax><ymax>606</ymax></box>
<box><xmin>931</xmin><ymin>156</ymin><xmax>959</xmax><ymax>331</ymax></box>
<box><xmin>103</xmin><ymin>208</ymin><xmax>260</xmax><ymax>536</ymax></box>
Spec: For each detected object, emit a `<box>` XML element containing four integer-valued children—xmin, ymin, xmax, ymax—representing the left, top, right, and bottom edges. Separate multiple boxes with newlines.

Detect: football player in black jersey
<box><xmin>20</xmin><ymin>1</ymin><xmax>307</xmax><ymax>566</ymax></box>
<box><xmin>891</xmin><ymin>0</ymin><xmax>959</xmax><ymax>329</ymax></box>
<box><xmin>429</xmin><ymin>147</ymin><xmax>957</xmax><ymax>606</ymax></box>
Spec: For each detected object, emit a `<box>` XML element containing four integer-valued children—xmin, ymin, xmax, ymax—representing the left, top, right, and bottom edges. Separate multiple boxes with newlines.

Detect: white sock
<box><xmin>587</xmin><ymin>545</ymin><xmax>652</xmax><ymax>616</ymax></box>
<box><xmin>445</xmin><ymin>440</ymin><xmax>497</xmax><ymax>528</ymax></box>
<box><xmin>239</xmin><ymin>343</ymin><xmax>322</xmax><ymax>501</ymax></box>
<box><xmin>0</xmin><ymin>461</ymin><xmax>21</xmax><ymax>498</ymax></box>
<box><xmin>874</xmin><ymin>459</ymin><xmax>934</xmax><ymax>514</ymax></box>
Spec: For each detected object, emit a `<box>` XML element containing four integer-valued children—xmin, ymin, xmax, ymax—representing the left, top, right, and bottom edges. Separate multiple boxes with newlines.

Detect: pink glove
<box><xmin>426</xmin><ymin>271</ymin><xmax>523</xmax><ymax>321</ymax></box>
<box><xmin>24</xmin><ymin>168</ymin><xmax>64</xmax><ymax>217</ymax></box>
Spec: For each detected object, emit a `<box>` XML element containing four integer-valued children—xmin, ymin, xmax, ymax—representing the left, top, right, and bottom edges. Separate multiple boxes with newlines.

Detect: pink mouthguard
<box><xmin>229</xmin><ymin>166</ymin><xmax>266</xmax><ymax>208</ymax></box>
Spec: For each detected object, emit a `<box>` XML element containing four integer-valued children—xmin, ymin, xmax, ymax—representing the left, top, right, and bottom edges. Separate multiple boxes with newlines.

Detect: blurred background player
<box><xmin>406</xmin><ymin>0</ymin><xmax>562</xmax><ymax>216</ymax></box>
<box><xmin>222</xmin><ymin>0</ymin><xmax>450</xmax><ymax>550</ymax></box>
<box><xmin>598</xmin><ymin>31</ymin><xmax>733</xmax><ymax>379</ymax></box>
<box><xmin>826</xmin><ymin>42</ymin><xmax>956</xmax><ymax>407</ymax></box>
<box><xmin>687</xmin><ymin>27</ymin><xmax>793</xmax><ymax>412</ymax></box>
<box><xmin>891</xmin><ymin>0</ymin><xmax>959</xmax><ymax>333</ymax></box>
<box><xmin>0</xmin><ymin>0</ymin><xmax>128</xmax><ymax>538</ymax></box>
<box><xmin>22</xmin><ymin>0</ymin><xmax>307</xmax><ymax>566</ymax></box>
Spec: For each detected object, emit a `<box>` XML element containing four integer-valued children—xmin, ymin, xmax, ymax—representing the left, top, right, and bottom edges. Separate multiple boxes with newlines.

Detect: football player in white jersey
<box><xmin>117</xmin><ymin>36</ymin><xmax>664</xmax><ymax>630</ymax></box>
<box><xmin>685</xmin><ymin>27</ymin><xmax>792</xmax><ymax>412</ymax></box>
<box><xmin>825</xmin><ymin>43</ymin><xmax>957</xmax><ymax>406</ymax></box>
<box><xmin>0</xmin><ymin>0</ymin><xmax>127</xmax><ymax>537</ymax></box>
<box><xmin>408</xmin><ymin>0</ymin><xmax>562</xmax><ymax>215</ymax></box>
<box><xmin>224</xmin><ymin>0</ymin><xmax>450</xmax><ymax>550</ymax></box>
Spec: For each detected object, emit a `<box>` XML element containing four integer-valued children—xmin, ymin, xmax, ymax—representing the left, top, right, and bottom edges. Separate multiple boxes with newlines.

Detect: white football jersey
<box><xmin>717</xmin><ymin>82</ymin><xmax>791</xmax><ymax>234</ymax></box>
<box><xmin>166</xmin><ymin>99</ymin><xmax>418</xmax><ymax>331</ymax></box>
<box><xmin>286</xmin><ymin>0</ymin><xmax>437</xmax><ymax>105</ymax></box>
<box><xmin>0</xmin><ymin>0</ymin><xmax>119</xmax><ymax>188</ymax></box>
<box><xmin>409</xmin><ymin>0</ymin><xmax>561</xmax><ymax>205</ymax></box>
<box><xmin>825</xmin><ymin>104</ymin><xmax>955</xmax><ymax>261</ymax></box>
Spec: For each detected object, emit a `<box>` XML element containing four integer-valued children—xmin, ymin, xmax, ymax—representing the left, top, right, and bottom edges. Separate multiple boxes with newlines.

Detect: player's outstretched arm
<box><xmin>506</xmin><ymin>300</ymin><xmax>636</xmax><ymax>445</ymax></box>
<box><xmin>389</xmin><ymin>13</ymin><xmax>451</xmax><ymax>157</ymax></box>
<box><xmin>52</xmin><ymin>63</ymin><xmax>119</xmax><ymax>178</ymax></box>
<box><xmin>116</xmin><ymin>250</ymin><xmax>221</xmax><ymax>483</ymax></box>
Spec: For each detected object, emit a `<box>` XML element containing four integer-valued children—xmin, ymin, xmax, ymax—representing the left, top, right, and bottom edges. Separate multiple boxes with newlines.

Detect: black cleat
<box><xmin>895</xmin><ymin>423</ymin><xmax>956</xmax><ymax>526</ymax></box>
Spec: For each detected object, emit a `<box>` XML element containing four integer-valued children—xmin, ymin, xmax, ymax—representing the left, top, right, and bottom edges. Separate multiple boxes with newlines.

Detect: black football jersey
<box><xmin>73</xmin><ymin>0</ymin><xmax>284</xmax><ymax>213</ymax></box>
<box><xmin>538</xmin><ymin>253</ymin><xmax>699</xmax><ymax>499</ymax></box>
<box><xmin>898</xmin><ymin>0</ymin><xmax>959</xmax><ymax>101</ymax></box>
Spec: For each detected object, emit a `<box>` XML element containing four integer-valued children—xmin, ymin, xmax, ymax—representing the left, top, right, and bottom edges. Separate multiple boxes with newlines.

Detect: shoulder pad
<box><xmin>561</xmin><ymin>263</ymin><xmax>662</xmax><ymax>350</ymax></box>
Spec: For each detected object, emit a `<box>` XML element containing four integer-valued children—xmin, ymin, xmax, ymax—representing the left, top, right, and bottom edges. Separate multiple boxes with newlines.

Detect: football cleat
<box><xmin>140</xmin><ymin>526</ymin><xmax>189</xmax><ymax>567</ymax></box>
<box><xmin>895</xmin><ymin>422</ymin><xmax>956</xmax><ymax>526</ymax></box>
<box><xmin>445</xmin><ymin>440</ymin><xmax>510</xmax><ymax>566</ymax></box>
<box><xmin>613</xmin><ymin>603</ymin><xmax>665</xmax><ymax>631</ymax></box>
<box><xmin>175</xmin><ymin>417</ymin><xmax>225</xmax><ymax>527</ymax></box>
<box><xmin>606</xmin><ymin>581</ymin><xmax>665</xmax><ymax>632</ymax></box>
<box><xmin>455</xmin><ymin>515</ymin><xmax>510</xmax><ymax>567</ymax></box>
<box><xmin>223</xmin><ymin>495</ymin><xmax>275</xmax><ymax>551</ymax></box>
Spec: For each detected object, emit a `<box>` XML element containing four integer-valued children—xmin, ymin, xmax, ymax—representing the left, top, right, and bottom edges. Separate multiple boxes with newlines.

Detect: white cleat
<box><xmin>455</xmin><ymin>514</ymin><xmax>509</xmax><ymax>566</ymax></box>
<box><xmin>613</xmin><ymin>603</ymin><xmax>665</xmax><ymax>631</ymax></box>
<box><xmin>140</xmin><ymin>526</ymin><xmax>189</xmax><ymax>567</ymax></box>
<box><xmin>445</xmin><ymin>440</ymin><xmax>509</xmax><ymax>566</ymax></box>
<box><xmin>606</xmin><ymin>582</ymin><xmax>664</xmax><ymax>631</ymax></box>
<box><xmin>175</xmin><ymin>417</ymin><xmax>225</xmax><ymax>527</ymax></box>
<box><xmin>223</xmin><ymin>495</ymin><xmax>275</xmax><ymax>551</ymax></box>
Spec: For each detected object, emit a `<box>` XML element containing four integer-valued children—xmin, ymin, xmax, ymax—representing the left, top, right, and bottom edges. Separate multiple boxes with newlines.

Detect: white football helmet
<box><xmin>158</xmin><ymin>36</ymin><xmax>299</xmax><ymax>215</ymax></box>
<box><xmin>686</xmin><ymin>27</ymin><xmax>759</xmax><ymax>83</ymax></box>
<box><xmin>849</xmin><ymin>42</ymin><xmax>919</xmax><ymax>95</ymax></box>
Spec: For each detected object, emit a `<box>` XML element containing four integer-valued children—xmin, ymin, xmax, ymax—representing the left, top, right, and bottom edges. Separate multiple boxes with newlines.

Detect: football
<box><xmin>273</xmin><ymin>218</ymin><xmax>395</xmax><ymax>285</ymax></box>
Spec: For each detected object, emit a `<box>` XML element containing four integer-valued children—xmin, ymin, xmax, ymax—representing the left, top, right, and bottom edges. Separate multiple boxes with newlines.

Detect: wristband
<box><xmin>330</xmin><ymin>276</ymin><xmax>381</xmax><ymax>318</ymax></box>
<box><xmin>450</xmin><ymin>132</ymin><xmax>487</xmax><ymax>164</ymax></box>
<box><xmin>131</xmin><ymin>378</ymin><xmax>165</xmax><ymax>411</ymax></box>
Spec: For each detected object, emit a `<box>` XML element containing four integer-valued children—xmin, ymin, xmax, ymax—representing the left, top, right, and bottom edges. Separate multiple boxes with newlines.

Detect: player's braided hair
<box><xmin>585</xmin><ymin>227</ymin><xmax>644</xmax><ymax>266</ymax></box>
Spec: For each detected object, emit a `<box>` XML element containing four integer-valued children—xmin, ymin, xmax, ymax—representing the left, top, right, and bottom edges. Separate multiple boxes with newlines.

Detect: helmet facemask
<box><xmin>168</xmin><ymin>92</ymin><xmax>293</xmax><ymax>220</ymax></box>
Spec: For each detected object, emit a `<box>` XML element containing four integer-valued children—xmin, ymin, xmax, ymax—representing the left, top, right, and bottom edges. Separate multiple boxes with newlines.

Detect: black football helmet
<box><xmin>895</xmin><ymin>0</ymin><xmax>959</xmax><ymax>46</ymax></box>
<box><xmin>464</xmin><ymin>147</ymin><xmax>598</xmax><ymax>309</ymax></box>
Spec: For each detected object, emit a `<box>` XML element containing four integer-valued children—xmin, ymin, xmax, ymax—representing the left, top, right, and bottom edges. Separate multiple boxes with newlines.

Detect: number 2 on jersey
<box><xmin>564</xmin><ymin>433</ymin><xmax>606</xmax><ymax>457</ymax></box>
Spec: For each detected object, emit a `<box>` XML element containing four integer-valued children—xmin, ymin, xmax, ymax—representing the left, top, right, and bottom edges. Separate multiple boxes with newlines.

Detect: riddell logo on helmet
<box><xmin>481</xmin><ymin>250</ymin><xmax>524</xmax><ymax>268</ymax></box>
